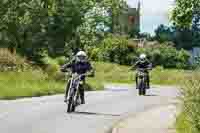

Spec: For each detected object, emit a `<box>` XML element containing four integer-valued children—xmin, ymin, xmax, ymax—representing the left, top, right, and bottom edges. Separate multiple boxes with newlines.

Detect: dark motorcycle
<box><xmin>65</xmin><ymin>73</ymin><xmax>86</xmax><ymax>113</ymax></box>
<box><xmin>136</xmin><ymin>68</ymin><xmax>149</xmax><ymax>96</ymax></box>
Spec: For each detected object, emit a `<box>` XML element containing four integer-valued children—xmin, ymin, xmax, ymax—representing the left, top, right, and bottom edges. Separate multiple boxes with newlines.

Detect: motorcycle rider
<box><xmin>60</xmin><ymin>50</ymin><xmax>94</xmax><ymax>104</ymax></box>
<box><xmin>132</xmin><ymin>54</ymin><xmax>152</xmax><ymax>89</ymax></box>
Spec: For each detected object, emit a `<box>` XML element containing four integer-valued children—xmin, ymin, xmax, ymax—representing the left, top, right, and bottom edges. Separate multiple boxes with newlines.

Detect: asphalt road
<box><xmin>0</xmin><ymin>85</ymin><xmax>179</xmax><ymax>133</ymax></box>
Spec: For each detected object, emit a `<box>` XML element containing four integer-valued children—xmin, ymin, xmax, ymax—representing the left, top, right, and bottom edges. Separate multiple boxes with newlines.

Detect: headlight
<box><xmin>80</xmin><ymin>81</ymin><xmax>84</xmax><ymax>85</ymax></box>
<box><xmin>138</xmin><ymin>72</ymin><xmax>145</xmax><ymax>77</ymax></box>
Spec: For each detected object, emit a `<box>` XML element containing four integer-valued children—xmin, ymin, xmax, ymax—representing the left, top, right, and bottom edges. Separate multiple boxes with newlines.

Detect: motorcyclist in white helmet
<box><xmin>61</xmin><ymin>50</ymin><xmax>94</xmax><ymax>104</ymax></box>
<box><xmin>132</xmin><ymin>54</ymin><xmax>152</xmax><ymax>89</ymax></box>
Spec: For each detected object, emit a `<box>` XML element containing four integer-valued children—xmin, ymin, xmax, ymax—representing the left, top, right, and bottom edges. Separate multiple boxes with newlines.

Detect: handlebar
<box><xmin>71</xmin><ymin>73</ymin><xmax>87</xmax><ymax>81</ymax></box>
<box><xmin>137</xmin><ymin>68</ymin><xmax>152</xmax><ymax>71</ymax></box>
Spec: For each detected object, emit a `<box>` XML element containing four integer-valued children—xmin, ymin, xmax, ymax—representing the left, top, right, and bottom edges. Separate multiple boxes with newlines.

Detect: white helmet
<box><xmin>139</xmin><ymin>54</ymin><xmax>146</xmax><ymax>60</ymax></box>
<box><xmin>76</xmin><ymin>51</ymin><xmax>87</xmax><ymax>62</ymax></box>
<box><xmin>76</xmin><ymin>51</ymin><xmax>87</xmax><ymax>57</ymax></box>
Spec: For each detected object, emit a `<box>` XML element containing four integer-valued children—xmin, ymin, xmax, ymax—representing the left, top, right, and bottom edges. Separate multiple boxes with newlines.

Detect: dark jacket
<box><xmin>61</xmin><ymin>58</ymin><xmax>93</xmax><ymax>75</ymax></box>
<box><xmin>134</xmin><ymin>59</ymin><xmax>152</xmax><ymax>69</ymax></box>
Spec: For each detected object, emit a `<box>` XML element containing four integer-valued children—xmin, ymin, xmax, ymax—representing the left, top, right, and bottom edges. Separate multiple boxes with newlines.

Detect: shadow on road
<box><xmin>145</xmin><ymin>94</ymin><xmax>158</xmax><ymax>97</ymax></box>
<box><xmin>73</xmin><ymin>111</ymin><xmax>121</xmax><ymax>117</ymax></box>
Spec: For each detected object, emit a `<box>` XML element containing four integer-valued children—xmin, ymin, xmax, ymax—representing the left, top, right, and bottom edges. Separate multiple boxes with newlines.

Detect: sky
<box><xmin>126</xmin><ymin>0</ymin><xmax>174</xmax><ymax>35</ymax></box>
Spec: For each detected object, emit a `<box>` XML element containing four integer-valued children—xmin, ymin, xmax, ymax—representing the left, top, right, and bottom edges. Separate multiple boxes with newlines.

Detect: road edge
<box><xmin>109</xmin><ymin>104</ymin><xmax>178</xmax><ymax>133</ymax></box>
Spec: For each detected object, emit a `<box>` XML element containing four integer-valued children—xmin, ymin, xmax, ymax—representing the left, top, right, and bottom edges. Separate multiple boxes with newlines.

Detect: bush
<box><xmin>95</xmin><ymin>34</ymin><xmax>136</xmax><ymax>65</ymax></box>
<box><xmin>137</xmin><ymin>45</ymin><xmax>190</xmax><ymax>69</ymax></box>
<box><xmin>0</xmin><ymin>49</ymin><xmax>30</xmax><ymax>71</ymax></box>
<box><xmin>0</xmin><ymin>70</ymin><xmax>64</xmax><ymax>100</ymax></box>
<box><xmin>88</xmin><ymin>47</ymin><xmax>101</xmax><ymax>61</ymax></box>
<box><xmin>55</xmin><ymin>56</ymin><xmax>66</xmax><ymax>65</ymax></box>
<box><xmin>41</xmin><ymin>57</ymin><xmax>62</xmax><ymax>80</ymax></box>
<box><xmin>91</xmin><ymin>35</ymin><xmax>190</xmax><ymax>69</ymax></box>
<box><xmin>176</xmin><ymin>71</ymin><xmax>200</xmax><ymax>133</ymax></box>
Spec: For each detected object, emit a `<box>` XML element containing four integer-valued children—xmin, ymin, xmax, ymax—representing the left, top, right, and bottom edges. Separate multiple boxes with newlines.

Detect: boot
<box><xmin>146</xmin><ymin>74</ymin><xmax>150</xmax><ymax>89</ymax></box>
<box><xmin>136</xmin><ymin>76</ymin><xmax>138</xmax><ymax>89</ymax></box>
<box><xmin>146</xmin><ymin>81</ymin><xmax>150</xmax><ymax>89</ymax></box>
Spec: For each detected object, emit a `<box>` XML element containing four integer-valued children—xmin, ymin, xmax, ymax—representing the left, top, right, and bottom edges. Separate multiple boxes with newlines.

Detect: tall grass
<box><xmin>87</xmin><ymin>62</ymin><xmax>133</xmax><ymax>90</ymax></box>
<box><xmin>0</xmin><ymin>60</ymin><xmax>188</xmax><ymax>99</ymax></box>
<box><xmin>0</xmin><ymin>70</ymin><xmax>65</xmax><ymax>100</ymax></box>
<box><xmin>151</xmin><ymin>66</ymin><xmax>186</xmax><ymax>85</ymax></box>
<box><xmin>176</xmin><ymin>71</ymin><xmax>200</xmax><ymax>133</ymax></box>
<box><xmin>87</xmin><ymin>62</ymin><xmax>187</xmax><ymax>90</ymax></box>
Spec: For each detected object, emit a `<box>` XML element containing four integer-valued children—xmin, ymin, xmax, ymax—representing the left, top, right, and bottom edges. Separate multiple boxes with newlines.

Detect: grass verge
<box><xmin>87</xmin><ymin>62</ymin><xmax>187</xmax><ymax>90</ymax></box>
<box><xmin>176</xmin><ymin>71</ymin><xmax>200</xmax><ymax>133</ymax></box>
<box><xmin>176</xmin><ymin>112</ymin><xmax>192</xmax><ymax>133</ymax></box>
<box><xmin>0</xmin><ymin>61</ymin><xmax>188</xmax><ymax>99</ymax></box>
<box><xmin>0</xmin><ymin>70</ymin><xmax>64</xmax><ymax>100</ymax></box>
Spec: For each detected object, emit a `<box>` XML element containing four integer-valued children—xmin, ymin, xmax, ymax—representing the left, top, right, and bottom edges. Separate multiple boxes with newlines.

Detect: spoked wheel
<box><xmin>67</xmin><ymin>97</ymin><xmax>73</xmax><ymax>113</ymax></box>
<box><xmin>71</xmin><ymin>104</ymin><xmax>76</xmax><ymax>112</ymax></box>
<box><xmin>138</xmin><ymin>79</ymin><xmax>145</xmax><ymax>96</ymax></box>
<box><xmin>67</xmin><ymin>90</ymin><xmax>79</xmax><ymax>113</ymax></box>
<box><xmin>142</xmin><ymin>87</ymin><xmax>146</xmax><ymax>95</ymax></box>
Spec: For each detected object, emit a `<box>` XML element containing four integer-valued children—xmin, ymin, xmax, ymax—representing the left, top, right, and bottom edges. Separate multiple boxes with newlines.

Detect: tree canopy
<box><xmin>0</xmin><ymin>0</ymin><xmax>127</xmax><ymax>62</ymax></box>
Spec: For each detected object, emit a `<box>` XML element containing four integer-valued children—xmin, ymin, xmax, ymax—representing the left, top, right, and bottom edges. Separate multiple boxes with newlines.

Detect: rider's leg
<box><xmin>146</xmin><ymin>72</ymin><xmax>150</xmax><ymax>89</ymax></box>
<box><xmin>79</xmin><ymin>80</ymin><xmax>85</xmax><ymax>104</ymax></box>
<box><xmin>135</xmin><ymin>74</ymin><xmax>138</xmax><ymax>89</ymax></box>
<box><xmin>64</xmin><ymin>79</ymin><xmax>71</xmax><ymax>102</ymax></box>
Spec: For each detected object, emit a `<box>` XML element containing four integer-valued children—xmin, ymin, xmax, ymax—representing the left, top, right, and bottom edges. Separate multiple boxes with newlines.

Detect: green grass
<box><xmin>87</xmin><ymin>62</ymin><xmax>186</xmax><ymax>90</ymax></box>
<box><xmin>176</xmin><ymin>113</ymin><xmax>192</xmax><ymax>133</ymax></box>
<box><xmin>0</xmin><ymin>70</ymin><xmax>65</xmax><ymax>100</ymax></box>
<box><xmin>175</xmin><ymin>71</ymin><xmax>200</xmax><ymax>133</ymax></box>
<box><xmin>0</xmin><ymin>61</ymin><xmax>188</xmax><ymax>99</ymax></box>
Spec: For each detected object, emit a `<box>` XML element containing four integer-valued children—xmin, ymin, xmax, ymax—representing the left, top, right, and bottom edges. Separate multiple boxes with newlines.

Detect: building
<box><xmin>189</xmin><ymin>47</ymin><xmax>200</xmax><ymax>64</ymax></box>
<box><xmin>114</xmin><ymin>2</ymin><xmax>140</xmax><ymax>35</ymax></box>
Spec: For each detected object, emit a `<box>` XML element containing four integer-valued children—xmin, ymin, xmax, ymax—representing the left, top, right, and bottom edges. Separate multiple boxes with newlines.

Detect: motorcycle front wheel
<box><xmin>67</xmin><ymin>97</ymin><xmax>73</xmax><ymax>113</ymax></box>
<box><xmin>138</xmin><ymin>79</ymin><xmax>145</xmax><ymax>96</ymax></box>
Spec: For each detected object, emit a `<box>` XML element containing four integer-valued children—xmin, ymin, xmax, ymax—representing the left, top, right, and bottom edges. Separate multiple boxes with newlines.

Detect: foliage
<box><xmin>91</xmin><ymin>35</ymin><xmax>190</xmax><ymax>68</ymax></box>
<box><xmin>0</xmin><ymin>61</ymin><xmax>190</xmax><ymax>99</ymax></box>
<box><xmin>95</xmin><ymin>34</ymin><xmax>136</xmax><ymax>65</ymax></box>
<box><xmin>102</xmin><ymin>0</ymin><xmax>128</xmax><ymax>33</ymax></box>
<box><xmin>176</xmin><ymin>71</ymin><xmax>200</xmax><ymax>133</ymax></box>
<box><xmin>171</xmin><ymin>0</ymin><xmax>200</xmax><ymax>49</ymax></box>
<box><xmin>142</xmin><ymin>45</ymin><xmax>190</xmax><ymax>69</ymax></box>
<box><xmin>176</xmin><ymin>112</ymin><xmax>192</xmax><ymax>133</ymax></box>
<box><xmin>154</xmin><ymin>24</ymin><xmax>174</xmax><ymax>43</ymax></box>
<box><xmin>171</xmin><ymin>0</ymin><xmax>200</xmax><ymax>29</ymax></box>
<box><xmin>0</xmin><ymin>0</ymin><xmax>127</xmax><ymax>64</ymax></box>
<box><xmin>0</xmin><ymin>49</ymin><xmax>30</xmax><ymax>71</ymax></box>
<box><xmin>138</xmin><ymin>32</ymin><xmax>153</xmax><ymax>41</ymax></box>
<box><xmin>0</xmin><ymin>70</ymin><xmax>64</xmax><ymax>100</ymax></box>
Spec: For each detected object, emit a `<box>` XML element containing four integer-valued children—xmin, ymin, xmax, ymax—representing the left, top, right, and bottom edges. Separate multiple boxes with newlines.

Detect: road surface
<box><xmin>0</xmin><ymin>85</ymin><xmax>179</xmax><ymax>133</ymax></box>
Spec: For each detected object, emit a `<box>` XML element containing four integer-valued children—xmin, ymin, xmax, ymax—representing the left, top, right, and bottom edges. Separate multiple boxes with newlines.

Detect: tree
<box><xmin>171</xmin><ymin>0</ymin><xmax>200</xmax><ymax>29</ymax></box>
<box><xmin>171</xmin><ymin>0</ymin><xmax>200</xmax><ymax>49</ymax></box>
<box><xmin>0</xmin><ymin>0</ymin><xmax>129</xmax><ymax>64</ymax></box>
<box><xmin>154</xmin><ymin>24</ymin><xmax>173</xmax><ymax>43</ymax></box>
<box><xmin>102</xmin><ymin>0</ymin><xmax>128</xmax><ymax>33</ymax></box>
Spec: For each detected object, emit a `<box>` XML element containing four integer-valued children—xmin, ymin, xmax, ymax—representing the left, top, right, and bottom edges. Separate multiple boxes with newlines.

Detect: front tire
<box><xmin>67</xmin><ymin>97</ymin><xmax>73</xmax><ymax>113</ymax></box>
<box><xmin>138</xmin><ymin>80</ymin><xmax>144</xmax><ymax>96</ymax></box>
<box><xmin>142</xmin><ymin>87</ymin><xmax>146</xmax><ymax>95</ymax></box>
<box><xmin>71</xmin><ymin>104</ymin><xmax>75</xmax><ymax>112</ymax></box>
<box><xmin>138</xmin><ymin>79</ymin><xmax>146</xmax><ymax>96</ymax></box>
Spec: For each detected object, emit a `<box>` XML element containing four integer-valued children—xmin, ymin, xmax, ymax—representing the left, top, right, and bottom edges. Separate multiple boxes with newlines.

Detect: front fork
<box><xmin>136</xmin><ymin>74</ymin><xmax>148</xmax><ymax>89</ymax></box>
<box><xmin>65</xmin><ymin>79</ymin><xmax>72</xmax><ymax>100</ymax></box>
